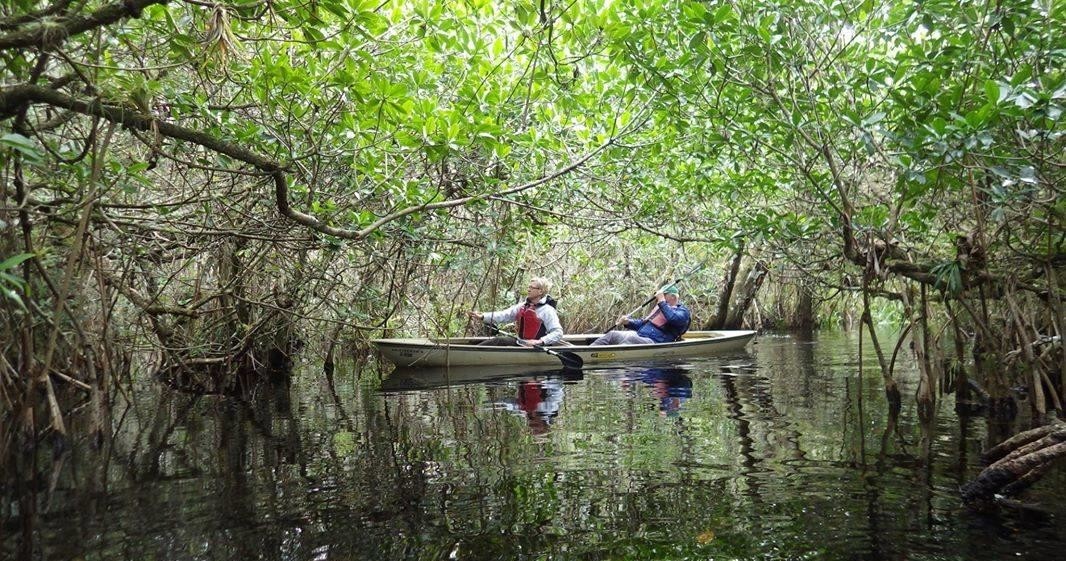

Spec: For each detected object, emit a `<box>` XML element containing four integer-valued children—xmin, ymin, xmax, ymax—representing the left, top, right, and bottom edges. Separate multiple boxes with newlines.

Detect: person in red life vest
<box><xmin>468</xmin><ymin>277</ymin><xmax>564</xmax><ymax>347</ymax></box>
<box><xmin>590</xmin><ymin>284</ymin><xmax>690</xmax><ymax>345</ymax></box>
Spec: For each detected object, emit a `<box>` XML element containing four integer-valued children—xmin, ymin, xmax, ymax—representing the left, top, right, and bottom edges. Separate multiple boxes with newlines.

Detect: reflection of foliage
<box><xmin>33</xmin><ymin>340</ymin><xmax>993</xmax><ymax>560</ymax></box>
<box><xmin>1</xmin><ymin>0</ymin><xmax>1062</xmax><ymax>491</ymax></box>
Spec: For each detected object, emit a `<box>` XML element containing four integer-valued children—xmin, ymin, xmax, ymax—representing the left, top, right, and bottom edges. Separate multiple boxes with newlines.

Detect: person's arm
<box><xmin>484</xmin><ymin>303</ymin><xmax>520</xmax><ymax>325</ymax></box>
<box><xmin>533</xmin><ymin>307</ymin><xmax>564</xmax><ymax>345</ymax></box>
<box><xmin>470</xmin><ymin>303</ymin><xmax>520</xmax><ymax>325</ymax></box>
<box><xmin>659</xmin><ymin>303</ymin><xmax>690</xmax><ymax>328</ymax></box>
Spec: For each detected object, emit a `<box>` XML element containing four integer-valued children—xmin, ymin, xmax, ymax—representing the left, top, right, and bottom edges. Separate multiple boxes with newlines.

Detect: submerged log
<box><xmin>961</xmin><ymin>421</ymin><xmax>1066</xmax><ymax>507</ymax></box>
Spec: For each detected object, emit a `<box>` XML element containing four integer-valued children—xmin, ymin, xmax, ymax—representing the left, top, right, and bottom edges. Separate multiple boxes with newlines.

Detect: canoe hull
<box><xmin>371</xmin><ymin>330</ymin><xmax>756</xmax><ymax>368</ymax></box>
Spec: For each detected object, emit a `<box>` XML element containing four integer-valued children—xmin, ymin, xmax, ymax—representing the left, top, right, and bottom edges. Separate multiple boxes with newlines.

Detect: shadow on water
<box><xmin>4</xmin><ymin>332</ymin><xmax>1066</xmax><ymax>560</ymax></box>
<box><xmin>379</xmin><ymin>363</ymin><xmax>584</xmax><ymax>392</ymax></box>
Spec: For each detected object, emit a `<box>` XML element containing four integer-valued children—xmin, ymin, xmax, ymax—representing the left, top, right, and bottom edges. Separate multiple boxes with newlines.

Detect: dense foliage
<box><xmin>0</xmin><ymin>0</ymin><xmax>1062</xmax><ymax>461</ymax></box>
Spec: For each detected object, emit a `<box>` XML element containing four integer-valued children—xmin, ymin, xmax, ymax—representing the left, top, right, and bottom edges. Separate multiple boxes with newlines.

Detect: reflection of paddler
<box><xmin>641</xmin><ymin>368</ymin><xmax>692</xmax><ymax>416</ymax></box>
<box><xmin>518</xmin><ymin>381</ymin><xmax>543</xmax><ymax>416</ymax></box>
<box><xmin>514</xmin><ymin>378</ymin><xmax>564</xmax><ymax>433</ymax></box>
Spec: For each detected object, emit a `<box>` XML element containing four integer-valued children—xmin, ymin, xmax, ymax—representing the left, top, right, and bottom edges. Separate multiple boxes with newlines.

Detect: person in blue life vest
<box><xmin>591</xmin><ymin>284</ymin><xmax>690</xmax><ymax>345</ymax></box>
<box><xmin>468</xmin><ymin>277</ymin><xmax>564</xmax><ymax>347</ymax></box>
<box><xmin>642</xmin><ymin>367</ymin><xmax>693</xmax><ymax>417</ymax></box>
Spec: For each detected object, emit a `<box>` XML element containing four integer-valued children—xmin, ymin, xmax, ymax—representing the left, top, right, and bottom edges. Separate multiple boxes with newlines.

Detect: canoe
<box><xmin>372</xmin><ymin>330</ymin><xmax>756</xmax><ymax>368</ymax></box>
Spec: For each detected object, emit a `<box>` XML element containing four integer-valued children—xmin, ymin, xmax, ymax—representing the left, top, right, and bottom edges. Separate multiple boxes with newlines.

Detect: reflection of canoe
<box><xmin>372</xmin><ymin>330</ymin><xmax>755</xmax><ymax>368</ymax></box>
<box><xmin>380</xmin><ymin>364</ymin><xmax>579</xmax><ymax>392</ymax></box>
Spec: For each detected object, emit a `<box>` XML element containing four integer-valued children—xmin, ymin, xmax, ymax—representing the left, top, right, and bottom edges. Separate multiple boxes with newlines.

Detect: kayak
<box><xmin>372</xmin><ymin>330</ymin><xmax>756</xmax><ymax>368</ymax></box>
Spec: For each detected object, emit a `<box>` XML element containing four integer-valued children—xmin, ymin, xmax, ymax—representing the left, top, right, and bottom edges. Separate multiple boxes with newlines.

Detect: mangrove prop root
<box><xmin>962</xmin><ymin>423</ymin><xmax>1066</xmax><ymax>506</ymax></box>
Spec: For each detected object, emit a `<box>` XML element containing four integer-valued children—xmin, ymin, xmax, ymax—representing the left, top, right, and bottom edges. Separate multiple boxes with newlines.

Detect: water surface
<box><xmin>5</xmin><ymin>330</ymin><xmax>1064</xmax><ymax>560</ymax></box>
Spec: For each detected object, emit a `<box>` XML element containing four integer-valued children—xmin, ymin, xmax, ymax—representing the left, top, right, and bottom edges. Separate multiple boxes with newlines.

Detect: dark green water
<box><xmin>4</xmin><ymin>331</ymin><xmax>1065</xmax><ymax>560</ymax></box>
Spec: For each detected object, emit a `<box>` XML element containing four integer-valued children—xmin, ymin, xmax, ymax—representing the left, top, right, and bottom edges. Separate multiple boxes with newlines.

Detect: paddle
<box><xmin>482</xmin><ymin>323</ymin><xmax>584</xmax><ymax>370</ymax></box>
<box><xmin>522</xmin><ymin>340</ymin><xmax>584</xmax><ymax>370</ymax></box>
<box><xmin>609</xmin><ymin>262</ymin><xmax>706</xmax><ymax>331</ymax></box>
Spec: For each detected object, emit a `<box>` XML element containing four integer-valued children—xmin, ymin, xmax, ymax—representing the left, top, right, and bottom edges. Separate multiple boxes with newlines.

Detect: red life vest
<box><xmin>516</xmin><ymin>302</ymin><xmax>546</xmax><ymax>339</ymax></box>
<box><xmin>646</xmin><ymin>308</ymin><xmax>668</xmax><ymax>328</ymax></box>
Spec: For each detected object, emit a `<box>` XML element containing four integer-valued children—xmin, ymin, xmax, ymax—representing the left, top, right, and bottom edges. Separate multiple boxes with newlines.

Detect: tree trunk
<box><xmin>945</xmin><ymin>301</ymin><xmax>973</xmax><ymax>411</ymax></box>
<box><xmin>902</xmin><ymin>285</ymin><xmax>937</xmax><ymax>421</ymax></box>
<box><xmin>793</xmin><ymin>283</ymin><xmax>815</xmax><ymax>331</ymax></box>
<box><xmin>862</xmin><ymin>285</ymin><xmax>901</xmax><ymax>413</ymax></box>
<box><xmin>708</xmin><ymin>244</ymin><xmax>744</xmax><ymax>329</ymax></box>
<box><xmin>724</xmin><ymin>260</ymin><xmax>768</xmax><ymax>329</ymax></box>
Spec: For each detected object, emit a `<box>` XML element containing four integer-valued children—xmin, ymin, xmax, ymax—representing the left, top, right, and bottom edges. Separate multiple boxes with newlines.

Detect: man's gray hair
<box><xmin>531</xmin><ymin>276</ymin><xmax>553</xmax><ymax>293</ymax></box>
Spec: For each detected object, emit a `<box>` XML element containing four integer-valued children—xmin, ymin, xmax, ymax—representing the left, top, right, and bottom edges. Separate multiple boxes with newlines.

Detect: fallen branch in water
<box><xmin>961</xmin><ymin>421</ymin><xmax>1066</xmax><ymax>508</ymax></box>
